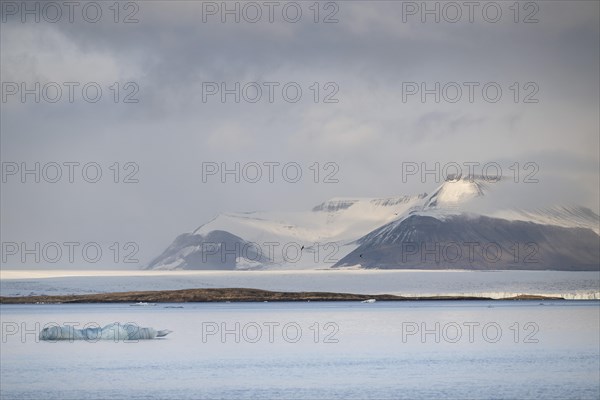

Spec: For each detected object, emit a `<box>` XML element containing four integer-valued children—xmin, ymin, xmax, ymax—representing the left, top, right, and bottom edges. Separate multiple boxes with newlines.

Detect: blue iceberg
<box><xmin>39</xmin><ymin>323</ymin><xmax>172</xmax><ymax>341</ymax></box>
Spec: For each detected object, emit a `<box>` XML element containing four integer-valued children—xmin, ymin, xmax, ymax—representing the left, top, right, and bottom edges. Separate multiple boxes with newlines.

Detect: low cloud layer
<box><xmin>1</xmin><ymin>1</ymin><xmax>598</xmax><ymax>268</ymax></box>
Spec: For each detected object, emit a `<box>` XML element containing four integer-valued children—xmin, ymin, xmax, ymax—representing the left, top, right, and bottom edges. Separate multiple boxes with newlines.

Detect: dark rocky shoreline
<box><xmin>0</xmin><ymin>288</ymin><xmax>564</xmax><ymax>304</ymax></box>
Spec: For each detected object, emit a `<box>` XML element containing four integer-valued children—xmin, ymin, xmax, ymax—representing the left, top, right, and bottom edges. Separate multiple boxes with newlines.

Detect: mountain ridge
<box><xmin>147</xmin><ymin>177</ymin><xmax>599</xmax><ymax>271</ymax></box>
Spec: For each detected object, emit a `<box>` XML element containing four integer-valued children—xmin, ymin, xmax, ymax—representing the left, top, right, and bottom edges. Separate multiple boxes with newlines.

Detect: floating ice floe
<box><xmin>361</xmin><ymin>299</ymin><xmax>376</xmax><ymax>303</ymax></box>
<box><xmin>39</xmin><ymin>323</ymin><xmax>172</xmax><ymax>341</ymax></box>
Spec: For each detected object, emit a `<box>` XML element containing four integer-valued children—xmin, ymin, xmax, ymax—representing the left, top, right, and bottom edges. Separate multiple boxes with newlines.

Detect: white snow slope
<box><xmin>149</xmin><ymin>177</ymin><xmax>599</xmax><ymax>270</ymax></box>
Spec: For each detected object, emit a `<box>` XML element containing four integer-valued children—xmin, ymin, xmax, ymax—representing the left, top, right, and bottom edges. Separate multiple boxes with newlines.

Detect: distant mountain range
<box><xmin>147</xmin><ymin>177</ymin><xmax>599</xmax><ymax>271</ymax></box>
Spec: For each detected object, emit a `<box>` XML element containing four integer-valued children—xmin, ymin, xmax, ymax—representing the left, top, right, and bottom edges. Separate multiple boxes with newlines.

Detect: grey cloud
<box><xmin>1</xmin><ymin>1</ymin><xmax>598</xmax><ymax>268</ymax></box>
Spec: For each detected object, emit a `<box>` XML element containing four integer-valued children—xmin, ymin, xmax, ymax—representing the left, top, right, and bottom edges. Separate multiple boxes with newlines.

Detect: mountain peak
<box><xmin>423</xmin><ymin>176</ymin><xmax>492</xmax><ymax>209</ymax></box>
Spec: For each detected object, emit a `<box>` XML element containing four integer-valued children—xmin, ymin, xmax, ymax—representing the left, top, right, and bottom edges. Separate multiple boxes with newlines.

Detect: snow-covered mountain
<box><xmin>148</xmin><ymin>177</ymin><xmax>599</xmax><ymax>271</ymax></box>
<box><xmin>147</xmin><ymin>194</ymin><xmax>427</xmax><ymax>270</ymax></box>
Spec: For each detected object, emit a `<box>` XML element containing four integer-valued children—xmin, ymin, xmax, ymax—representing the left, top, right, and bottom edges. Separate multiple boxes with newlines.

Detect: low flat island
<box><xmin>0</xmin><ymin>287</ymin><xmax>563</xmax><ymax>304</ymax></box>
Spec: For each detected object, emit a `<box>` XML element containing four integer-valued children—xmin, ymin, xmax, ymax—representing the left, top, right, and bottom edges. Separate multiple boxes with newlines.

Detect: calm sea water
<box><xmin>2</xmin><ymin>270</ymin><xmax>599</xmax><ymax>299</ymax></box>
<box><xmin>1</xmin><ymin>301</ymin><xmax>599</xmax><ymax>399</ymax></box>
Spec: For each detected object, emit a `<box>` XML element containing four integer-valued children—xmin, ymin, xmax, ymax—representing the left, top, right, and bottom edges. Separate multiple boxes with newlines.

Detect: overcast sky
<box><xmin>1</xmin><ymin>0</ymin><xmax>599</xmax><ymax>268</ymax></box>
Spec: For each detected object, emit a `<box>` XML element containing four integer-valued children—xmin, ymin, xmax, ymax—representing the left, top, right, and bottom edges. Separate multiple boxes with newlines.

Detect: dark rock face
<box><xmin>335</xmin><ymin>215</ymin><xmax>600</xmax><ymax>271</ymax></box>
<box><xmin>147</xmin><ymin>230</ymin><xmax>269</xmax><ymax>270</ymax></box>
